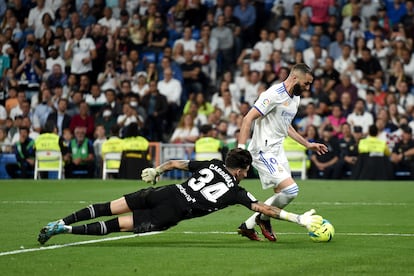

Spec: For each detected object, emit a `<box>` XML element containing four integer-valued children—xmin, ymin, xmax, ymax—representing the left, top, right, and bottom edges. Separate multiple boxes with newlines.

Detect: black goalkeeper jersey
<box><xmin>173</xmin><ymin>159</ymin><xmax>258</xmax><ymax>218</ymax></box>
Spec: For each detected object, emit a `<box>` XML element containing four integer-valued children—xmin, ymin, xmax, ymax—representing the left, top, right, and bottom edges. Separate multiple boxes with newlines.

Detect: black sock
<box><xmin>71</xmin><ymin>218</ymin><xmax>121</xmax><ymax>235</ymax></box>
<box><xmin>63</xmin><ymin>202</ymin><xmax>112</xmax><ymax>225</ymax></box>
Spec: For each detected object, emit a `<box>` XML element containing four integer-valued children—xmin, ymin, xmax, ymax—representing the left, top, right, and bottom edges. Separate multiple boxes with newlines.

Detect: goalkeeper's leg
<box><xmin>60</xmin><ymin>197</ymin><xmax>131</xmax><ymax>225</ymax></box>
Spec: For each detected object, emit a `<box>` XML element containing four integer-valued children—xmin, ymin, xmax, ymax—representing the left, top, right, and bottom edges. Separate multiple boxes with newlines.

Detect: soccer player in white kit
<box><xmin>237</xmin><ymin>63</ymin><xmax>328</xmax><ymax>241</ymax></box>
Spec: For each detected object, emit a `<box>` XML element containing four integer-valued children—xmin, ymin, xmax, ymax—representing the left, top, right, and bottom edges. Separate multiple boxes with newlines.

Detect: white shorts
<box><xmin>251</xmin><ymin>148</ymin><xmax>291</xmax><ymax>190</ymax></box>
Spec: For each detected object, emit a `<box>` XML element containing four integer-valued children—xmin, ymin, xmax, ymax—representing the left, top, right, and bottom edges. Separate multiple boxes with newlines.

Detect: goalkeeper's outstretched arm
<box><xmin>156</xmin><ymin>160</ymin><xmax>190</xmax><ymax>174</ymax></box>
<box><xmin>251</xmin><ymin>202</ymin><xmax>322</xmax><ymax>231</ymax></box>
<box><xmin>141</xmin><ymin>160</ymin><xmax>190</xmax><ymax>185</ymax></box>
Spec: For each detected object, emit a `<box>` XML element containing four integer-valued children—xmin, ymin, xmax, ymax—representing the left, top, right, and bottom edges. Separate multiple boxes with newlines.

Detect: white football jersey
<box><xmin>248</xmin><ymin>82</ymin><xmax>300</xmax><ymax>152</ymax></box>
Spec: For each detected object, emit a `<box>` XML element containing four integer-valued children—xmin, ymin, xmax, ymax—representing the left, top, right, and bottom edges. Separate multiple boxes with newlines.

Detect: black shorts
<box><xmin>124</xmin><ymin>186</ymin><xmax>187</xmax><ymax>234</ymax></box>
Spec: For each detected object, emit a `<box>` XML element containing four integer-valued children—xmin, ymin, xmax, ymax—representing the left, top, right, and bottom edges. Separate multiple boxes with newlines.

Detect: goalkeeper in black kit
<box><xmin>38</xmin><ymin>149</ymin><xmax>323</xmax><ymax>245</ymax></box>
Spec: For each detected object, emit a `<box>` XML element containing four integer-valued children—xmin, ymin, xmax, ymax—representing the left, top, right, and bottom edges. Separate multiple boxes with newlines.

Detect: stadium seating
<box><xmin>102</xmin><ymin>152</ymin><xmax>122</xmax><ymax>180</ymax></box>
<box><xmin>34</xmin><ymin>150</ymin><xmax>63</xmax><ymax>180</ymax></box>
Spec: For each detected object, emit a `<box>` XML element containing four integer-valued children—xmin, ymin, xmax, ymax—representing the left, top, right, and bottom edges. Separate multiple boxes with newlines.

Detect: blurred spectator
<box><xmin>55</xmin><ymin>4</ymin><xmax>71</xmax><ymax>29</ymax></box>
<box><xmin>355</xmin><ymin>47</ymin><xmax>383</xmax><ymax>82</ymax></box>
<box><xmin>372</xmin><ymin>77</ymin><xmax>387</xmax><ymax>107</ymax></box>
<box><xmin>69</xmin><ymin>101</ymin><xmax>95</xmax><ymax>139</ymax></box>
<box><xmin>5</xmin><ymin>127</ymin><xmax>35</xmax><ymax>178</ymax></box>
<box><xmin>115</xmin><ymin>27</ymin><xmax>133</xmax><ymax>61</ymax></box>
<box><xmin>141</xmin><ymin>80</ymin><xmax>168</xmax><ymax>141</ymax></box>
<box><xmin>97</xmin><ymin>7</ymin><xmax>121</xmax><ymax>36</ymax></box>
<box><xmin>128</xmin><ymin>13</ymin><xmax>147</xmax><ymax>52</ymax></box>
<box><xmin>93</xmin><ymin>124</ymin><xmax>107</xmax><ymax>176</ymax></box>
<box><xmin>321</xmin><ymin>57</ymin><xmax>340</xmax><ymax>93</ymax></box>
<box><xmin>303</xmin><ymin>35</ymin><xmax>328</xmax><ymax>70</ymax></box>
<box><xmin>100</xmin><ymin>88</ymin><xmax>123</xmax><ymax>118</ymax></box>
<box><xmin>334</xmin><ymin>122</ymin><xmax>362</xmax><ymax>179</ymax></box>
<box><xmin>222</xmin><ymin>4</ymin><xmax>241</xmax><ymax>59</ymax></box>
<box><xmin>181</xmin><ymin>50</ymin><xmax>207</xmax><ymax>97</ymax></box>
<box><xmin>132</xmin><ymin>72</ymin><xmax>149</xmax><ymax>99</ymax></box>
<box><xmin>309</xmin><ymin>124</ymin><xmax>340</xmax><ymax>179</ymax></box>
<box><xmin>46</xmin><ymin>63</ymin><xmax>67</xmax><ymax>89</ymax></box>
<box><xmin>118</xmin><ymin>80</ymin><xmax>135</xmax><ymax>103</ymax></box>
<box><xmin>211</xmin><ymin>15</ymin><xmax>235</xmax><ymax>73</ymax></box>
<box><xmin>335</xmin><ymin>73</ymin><xmax>358</xmax><ymax>105</ymax></box>
<box><xmin>146</xmin><ymin>13</ymin><xmax>169</xmax><ymax>57</ymax></box>
<box><xmin>187</xmin><ymin>100</ymin><xmax>208</xmax><ymax>129</ymax></box>
<box><xmin>117</xmin><ymin>102</ymin><xmax>145</xmax><ymax>136</ymax></box>
<box><xmin>0</xmin><ymin>127</ymin><xmax>12</xmax><ymax>153</ymax></box>
<box><xmin>64</xmin><ymin>25</ymin><xmax>97</xmax><ymax>82</ymax></box>
<box><xmin>15</xmin><ymin>46</ymin><xmax>43</xmax><ymax>96</ymax></box>
<box><xmin>184</xmin><ymin>0</ymin><xmax>207</xmax><ymax>29</ymax></box>
<box><xmin>33</xmin><ymin>88</ymin><xmax>54</xmax><ymax>129</ymax></box>
<box><xmin>334</xmin><ymin>43</ymin><xmax>354</xmax><ymax>75</ymax></box>
<box><xmin>243</xmin><ymin>70</ymin><xmax>261</xmax><ymax>107</ymax></box>
<box><xmin>46</xmin><ymin>98</ymin><xmax>71</xmax><ymax>137</ymax></box>
<box><xmin>391</xmin><ymin>125</ymin><xmax>414</xmax><ymax>177</ymax></box>
<box><xmin>85</xmin><ymin>84</ymin><xmax>106</xmax><ymax>115</ymax></box>
<box><xmin>97</xmin><ymin>60</ymin><xmax>118</xmax><ymax>91</ymax></box>
<box><xmin>387</xmin><ymin>58</ymin><xmax>412</xmax><ymax>92</ymax></box>
<box><xmin>215</xmin><ymin>90</ymin><xmax>239</xmax><ymax>119</ymax></box>
<box><xmin>320</xmin><ymin>104</ymin><xmax>347</xmax><ymax>139</ymax></box>
<box><xmin>65</xmin><ymin>126</ymin><xmax>95</xmax><ymax>178</ymax></box>
<box><xmin>157</xmin><ymin>67</ymin><xmax>182</xmax><ymax>126</ymax></box>
<box><xmin>297</xmin><ymin>102</ymin><xmax>322</xmax><ymax>136</ymax></box>
<box><xmin>303</xmin><ymin>0</ymin><xmax>335</xmax><ymax>26</ymax></box>
<box><xmin>95</xmin><ymin>106</ymin><xmax>117</xmax><ymax>137</ymax></box>
<box><xmin>396</xmin><ymin>80</ymin><xmax>414</xmax><ymax>115</ymax></box>
<box><xmin>347</xmin><ymin>98</ymin><xmax>374</xmax><ymax>136</ymax></box>
<box><xmin>339</xmin><ymin>91</ymin><xmax>354</xmax><ymax>118</ymax></box>
<box><xmin>28</xmin><ymin>0</ymin><xmax>55</xmax><ymax>34</ymax></box>
<box><xmin>273</xmin><ymin>27</ymin><xmax>294</xmax><ymax>62</ymax></box>
<box><xmin>169</xmin><ymin>113</ymin><xmax>199</xmax><ymax>143</ymax></box>
<box><xmin>233</xmin><ymin>0</ymin><xmax>256</xmax><ymax>49</ymax></box>
<box><xmin>198</xmin><ymin>24</ymin><xmax>218</xmax><ymax>82</ymax></box>
<box><xmin>174</xmin><ymin>26</ymin><xmax>197</xmax><ymax>52</ymax></box>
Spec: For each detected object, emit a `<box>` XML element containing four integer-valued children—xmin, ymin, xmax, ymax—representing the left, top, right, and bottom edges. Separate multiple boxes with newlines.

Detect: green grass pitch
<box><xmin>0</xmin><ymin>178</ymin><xmax>413</xmax><ymax>275</ymax></box>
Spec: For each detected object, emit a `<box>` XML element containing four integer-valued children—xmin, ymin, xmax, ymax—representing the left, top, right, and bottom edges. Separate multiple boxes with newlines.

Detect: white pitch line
<box><xmin>0</xmin><ymin>201</ymin><xmax>410</xmax><ymax>206</ymax></box>
<box><xmin>0</xmin><ymin>232</ymin><xmax>161</xmax><ymax>257</ymax></box>
<box><xmin>1</xmin><ymin>231</ymin><xmax>413</xmax><ymax>257</ymax></box>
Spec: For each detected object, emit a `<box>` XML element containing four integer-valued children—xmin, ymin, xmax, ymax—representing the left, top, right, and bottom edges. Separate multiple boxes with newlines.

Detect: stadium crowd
<box><xmin>0</xmin><ymin>0</ymin><xmax>414</xmax><ymax>179</ymax></box>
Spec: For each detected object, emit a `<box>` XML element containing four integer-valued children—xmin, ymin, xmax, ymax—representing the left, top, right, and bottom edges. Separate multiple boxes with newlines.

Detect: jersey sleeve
<box><xmin>235</xmin><ymin>187</ymin><xmax>258</xmax><ymax>209</ymax></box>
<box><xmin>253</xmin><ymin>85</ymin><xmax>284</xmax><ymax>116</ymax></box>
<box><xmin>188</xmin><ymin>160</ymin><xmax>211</xmax><ymax>173</ymax></box>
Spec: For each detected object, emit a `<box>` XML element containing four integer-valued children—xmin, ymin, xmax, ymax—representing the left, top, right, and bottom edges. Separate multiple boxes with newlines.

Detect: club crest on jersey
<box><xmin>283</xmin><ymin>100</ymin><xmax>290</xmax><ymax>106</ymax></box>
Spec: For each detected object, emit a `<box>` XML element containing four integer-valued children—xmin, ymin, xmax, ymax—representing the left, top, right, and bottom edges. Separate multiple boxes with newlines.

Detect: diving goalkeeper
<box><xmin>38</xmin><ymin>148</ymin><xmax>322</xmax><ymax>245</ymax></box>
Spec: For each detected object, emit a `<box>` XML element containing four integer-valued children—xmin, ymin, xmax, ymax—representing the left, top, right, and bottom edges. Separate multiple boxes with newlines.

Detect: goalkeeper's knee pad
<box><xmin>272</xmin><ymin>183</ymin><xmax>299</xmax><ymax>208</ymax></box>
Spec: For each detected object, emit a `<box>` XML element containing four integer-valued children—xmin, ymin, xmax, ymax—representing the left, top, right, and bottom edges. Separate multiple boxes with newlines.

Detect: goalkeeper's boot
<box><xmin>237</xmin><ymin>223</ymin><xmax>261</xmax><ymax>241</ymax></box>
<box><xmin>38</xmin><ymin>221</ymin><xmax>67</xmax><ymax>245</ymax></box>
<box><xmin>255</xmin><ymin>214</ymin><xmax>277</xmax><ymax>242</ymax></box>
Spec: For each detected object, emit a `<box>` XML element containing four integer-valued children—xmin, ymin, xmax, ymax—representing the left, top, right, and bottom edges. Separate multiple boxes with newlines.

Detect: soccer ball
<box><xmin>308</xmin><ymin>219</ymin><xmax>335</xmax><ymax>242</ymax></box>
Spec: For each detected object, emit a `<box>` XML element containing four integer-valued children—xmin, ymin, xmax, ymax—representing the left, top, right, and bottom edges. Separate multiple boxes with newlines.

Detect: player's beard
<box><xmin>291</xmin><ymin>83</ymin><xmax>303</xmax><ymax>96</ymax></box>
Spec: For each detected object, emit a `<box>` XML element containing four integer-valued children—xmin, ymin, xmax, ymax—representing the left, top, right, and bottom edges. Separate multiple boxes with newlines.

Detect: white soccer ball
<box><xmin>308</xmin><ymin>219</ymin><xmax>335</xmax><ymax>242</ymax></box>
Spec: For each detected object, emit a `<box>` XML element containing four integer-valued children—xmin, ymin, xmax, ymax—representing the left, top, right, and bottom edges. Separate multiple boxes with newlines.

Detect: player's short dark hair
<box><xmin>225</xmin><ymin>148</ymin><xmax>252</xmax><ymax>170</ymax></box>
<box><xmin>291</xmin><ymin>63</ymin><xmax>312</xmax><ymax>75</ymax></box>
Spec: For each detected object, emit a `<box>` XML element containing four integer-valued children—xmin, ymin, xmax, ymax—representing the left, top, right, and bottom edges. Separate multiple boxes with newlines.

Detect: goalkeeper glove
<box><xmin>141</xmin><ymin>168</ymin><xmax>162</xmax><ymax>185</ymax></box>
<box><xmin>298</xmin><ymin>209</ymin><xmax>323</xmax><ymax>231</ymax></box>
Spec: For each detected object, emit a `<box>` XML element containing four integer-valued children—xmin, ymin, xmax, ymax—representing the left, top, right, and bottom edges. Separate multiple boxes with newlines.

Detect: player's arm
<box><xmin>251</xmin><ymin>202</ymin><xmax>322</xmax><ymax>230</ymax></box>
<box><xmin>141</xmin><ymin>160</ymin><xmax>190</xmax><ymax>185</ymax></box>
<box><xmin>238</xmin><ymin>108</ymin><xmax>261</xmax><ymax>149</ymax></box>
<box><xmin>288</xmin><ymin>125</ymin><xmax>328</xmax><ymax>155</ymax></box>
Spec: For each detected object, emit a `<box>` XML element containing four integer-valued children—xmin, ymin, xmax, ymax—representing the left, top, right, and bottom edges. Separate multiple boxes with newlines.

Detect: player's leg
<box><xmin>55</xmin><ymin>196</ymin><xmax>131</xmax><ymax>226</ymax></box>
<box><xmin>240</xmin><ymin>152</ymin><xmax>298</xmax><ymax>241</ymax></box>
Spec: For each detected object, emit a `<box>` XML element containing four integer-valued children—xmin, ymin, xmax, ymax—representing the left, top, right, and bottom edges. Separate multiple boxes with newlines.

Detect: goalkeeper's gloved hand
<box><xmin>298</xmin><ymin>209</ymin><xmax>323</xmax><ymax>231</ymax></box>
<box><xmin>141</xmin><ymin>168</ymin><xmax>162</xmax><ymax>185</ymax></box>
